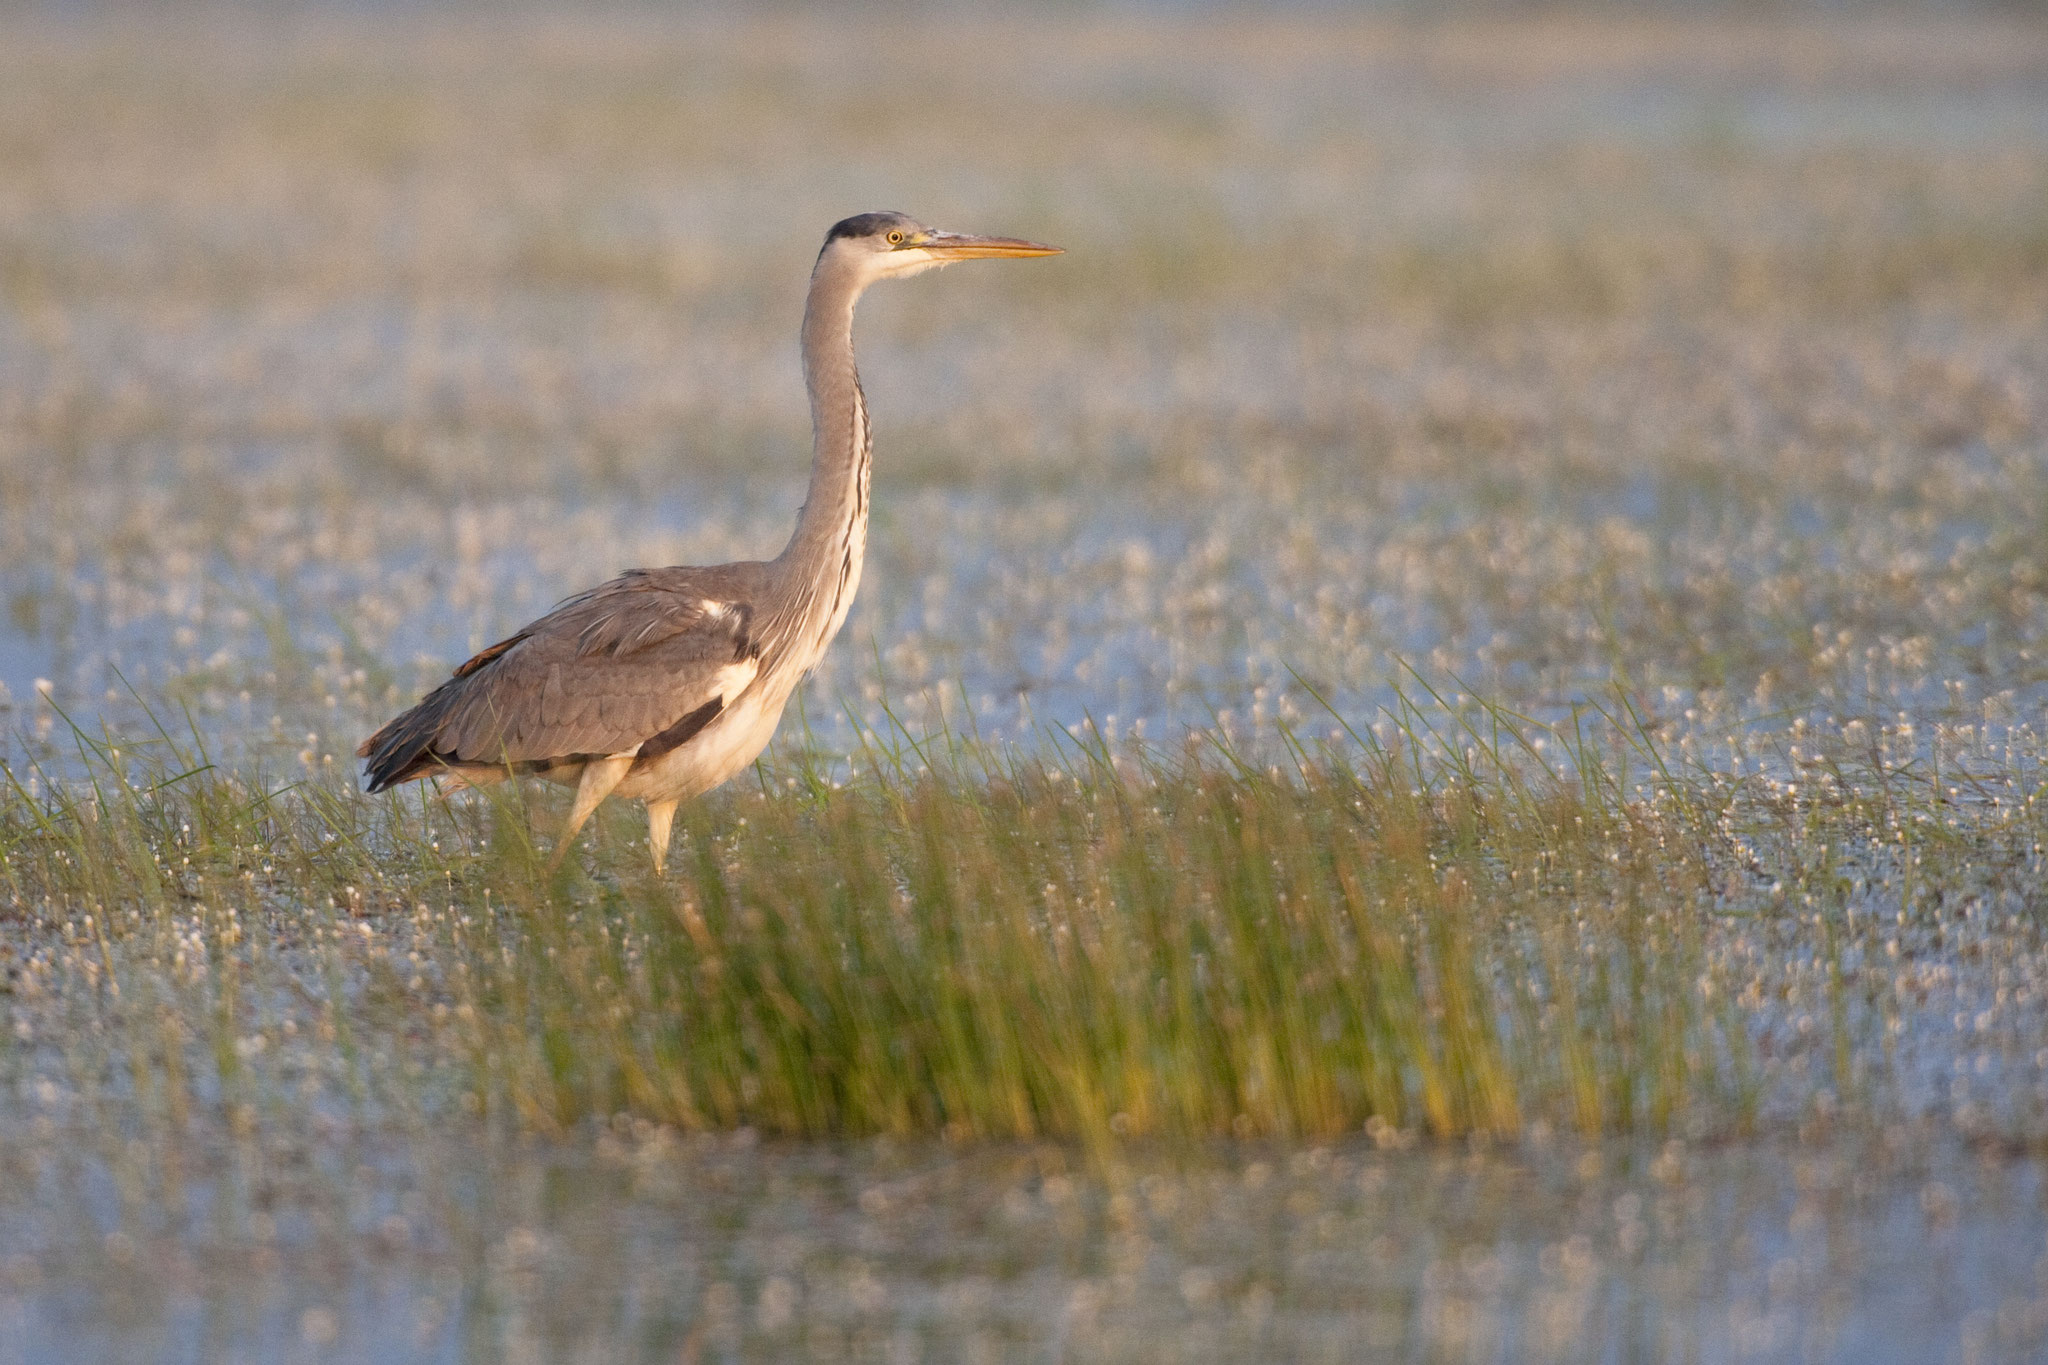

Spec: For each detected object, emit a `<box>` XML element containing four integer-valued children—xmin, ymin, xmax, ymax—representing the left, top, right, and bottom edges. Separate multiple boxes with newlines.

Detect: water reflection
<box><xmin>2</xmin><ymin>1125</ymin><xmax>2041</xmax><ymax>1363</ymax></box>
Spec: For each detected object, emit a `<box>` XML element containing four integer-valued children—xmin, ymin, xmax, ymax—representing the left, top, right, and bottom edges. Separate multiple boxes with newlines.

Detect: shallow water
<box><xmin>2</xmin><ymin>11</ymin><xmax>2046</xmax><ymax>770</ymax></box>
<box><xmin>4</xmin><ymin>6</ymin><xmax>2048</xmax><ymax>1362</ymax></box>
<box><xmin>3</xmin><ymin>1124</ymin><xmax>2044</xmax><ymax>1365</ymax></box>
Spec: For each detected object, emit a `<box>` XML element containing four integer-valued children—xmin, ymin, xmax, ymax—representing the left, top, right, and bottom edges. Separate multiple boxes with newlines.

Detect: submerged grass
<box><xmin>0</xmin><ymin>695</ymin><xmax>1749</xmax><ymax>1151</ymax></box>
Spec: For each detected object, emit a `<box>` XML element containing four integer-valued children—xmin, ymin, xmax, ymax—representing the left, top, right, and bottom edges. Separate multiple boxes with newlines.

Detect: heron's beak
<box><xmin>917</xmin><ymin>231</ymin><xmax>1063</xmax><ymax>260</ymax></box>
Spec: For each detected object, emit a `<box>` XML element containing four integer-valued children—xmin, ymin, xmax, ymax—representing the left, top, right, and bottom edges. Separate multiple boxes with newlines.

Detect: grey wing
<box><xmin>359</xmin><ymin>567</ymin><xmax>763</xmax><ymax>788</ymax></box>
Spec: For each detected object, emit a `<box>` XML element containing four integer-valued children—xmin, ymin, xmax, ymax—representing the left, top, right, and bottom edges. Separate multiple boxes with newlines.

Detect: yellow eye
<box><xmin>887</xmin><ymin>230</ymin><xmax>905</xmax><ymax>245</ymax></box>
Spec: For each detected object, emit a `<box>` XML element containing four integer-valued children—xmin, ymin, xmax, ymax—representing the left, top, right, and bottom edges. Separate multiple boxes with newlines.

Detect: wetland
<box><xmin>2</xmin><ymin>6</ymin><xmax>2048</xmax><ymax>1361</ymax></box>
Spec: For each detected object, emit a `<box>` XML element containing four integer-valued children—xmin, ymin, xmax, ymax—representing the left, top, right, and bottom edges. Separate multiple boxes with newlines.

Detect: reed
<box><xmin>0</xmin><ymin>696</ymin><xmax>1753</xmax><ymax>1148</ymax></box>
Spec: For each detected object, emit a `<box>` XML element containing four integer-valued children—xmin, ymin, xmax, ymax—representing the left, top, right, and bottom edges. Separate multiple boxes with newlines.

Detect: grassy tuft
<box><xmin>476</xmin><ymin>733</ymin><xmax>1728</xmax><ymax>1146</ymax></box>
<box><xmin>1</xmin><ymin>699</ymin><xmax>1745</xmax><ymax>1149</ymax></box>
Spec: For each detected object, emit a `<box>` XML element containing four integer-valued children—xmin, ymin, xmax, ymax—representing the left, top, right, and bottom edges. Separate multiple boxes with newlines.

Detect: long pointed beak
<box><xmin>918</xmin><ymin>231</ymin><xmax>1063</xmax><ymax>260</ymax></box>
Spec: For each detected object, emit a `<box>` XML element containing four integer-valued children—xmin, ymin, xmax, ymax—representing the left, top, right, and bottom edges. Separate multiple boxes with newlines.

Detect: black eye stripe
<box><xmin>825</xmin><ymin>212</ymin><xmax>914</xmax><ymax>245</ymax></box>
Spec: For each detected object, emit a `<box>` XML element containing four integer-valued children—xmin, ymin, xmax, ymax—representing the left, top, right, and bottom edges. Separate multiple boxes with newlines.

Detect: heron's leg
<box><xmin>548</xmin><ymin>755</ymin><xmax>635</xmax><ymax>872</ymax></box>
<box><xmin>646</xmin><ymin>799</ymin><xmax>679</xmax><ymax>876</ymax></box>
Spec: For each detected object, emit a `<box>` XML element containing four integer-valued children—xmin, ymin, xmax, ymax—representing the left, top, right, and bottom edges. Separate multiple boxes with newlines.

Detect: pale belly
<box><xmin>506</xmin><ymin>580</ymin><xmax>852</xmax><ymax>809</ymax></box>
<box><xmin>612</xmin><ymin>680</ymin><xmax>797</xmax><ymax>804</ymax></box>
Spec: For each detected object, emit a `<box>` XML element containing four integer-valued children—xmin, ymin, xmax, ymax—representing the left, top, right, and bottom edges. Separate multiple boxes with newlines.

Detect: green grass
<box><xmin>11</xmin><ymin>680</ymin><xmax>2048</xmax><ymax>1164</ymax></box>
<box><xmin>15</xmin><ymin>685</ymin><xmax>2018</xmax><ymax>1154</ymax></box>
<box><xmin>477</xmin><ymin>724</ymin><xmax>1722</xmax><ymax>1146</ymax></box>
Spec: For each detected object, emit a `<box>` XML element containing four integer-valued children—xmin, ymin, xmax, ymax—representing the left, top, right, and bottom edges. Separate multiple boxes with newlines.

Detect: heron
<box><xmin>357</xmin><ymin>211</ymin><xmax>1061</xmax><ymax>872</ymax></box>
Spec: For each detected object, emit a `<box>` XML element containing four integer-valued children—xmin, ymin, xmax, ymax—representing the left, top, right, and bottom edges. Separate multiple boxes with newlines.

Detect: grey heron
<box><xmin>357</xmin><ymin>211</ymin><xmax>1060</xmax><ymax>872</ymax></box>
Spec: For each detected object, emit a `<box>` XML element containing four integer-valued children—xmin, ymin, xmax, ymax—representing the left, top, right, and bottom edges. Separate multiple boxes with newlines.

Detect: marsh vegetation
<box><xmin>2</xmin><ymin>6</ymin><xmax>2048</xmax><ymax>1361</ymax></box>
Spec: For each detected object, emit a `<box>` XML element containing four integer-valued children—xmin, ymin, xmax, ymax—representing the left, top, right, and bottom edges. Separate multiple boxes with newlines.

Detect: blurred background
<box><xmin>5</xmin><ymin>7</ymin><xmax>2048</xmax><ymax>1363</ymax></box>
<box><xmin>0</xmin><ymin>0</ymin><xmax>2045</xmax><ymax>765</ymax></box>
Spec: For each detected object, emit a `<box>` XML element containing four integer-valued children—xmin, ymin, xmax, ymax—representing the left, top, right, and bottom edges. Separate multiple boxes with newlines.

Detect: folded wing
<box><xmin>358</xmin><ymin>565</ymin><xmax>766</xmax><ymax>790</ymax></box>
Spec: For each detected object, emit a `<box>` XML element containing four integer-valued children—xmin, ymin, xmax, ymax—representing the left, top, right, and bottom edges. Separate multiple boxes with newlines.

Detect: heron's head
<box><xmin>818</xmin><ymin>211</ymin><xmax>1061</xmax><ymax>285</ymax></box>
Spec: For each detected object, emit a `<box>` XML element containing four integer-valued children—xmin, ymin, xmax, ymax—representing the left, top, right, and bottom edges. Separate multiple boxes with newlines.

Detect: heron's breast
<box><xmin>617</xmin><ymin>682</ymin><xmax>794</xmax><ymax>803</ymax></box>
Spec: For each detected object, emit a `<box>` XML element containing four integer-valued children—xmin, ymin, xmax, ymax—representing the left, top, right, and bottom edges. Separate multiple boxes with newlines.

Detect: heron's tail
<box><xmin>357</xmin><ymin>682</ymin><xmax>465</xmax><ymax>791</ymax></box>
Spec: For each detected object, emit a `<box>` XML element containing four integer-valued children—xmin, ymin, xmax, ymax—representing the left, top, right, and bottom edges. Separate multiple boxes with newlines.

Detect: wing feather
<box><xmin>357</xmin><ymin>564</ymin><xmax>771</xmax><ymax>787</ymax></box>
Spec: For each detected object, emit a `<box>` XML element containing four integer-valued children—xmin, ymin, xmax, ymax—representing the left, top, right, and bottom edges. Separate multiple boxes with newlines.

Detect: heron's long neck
<box><xmin>774</xmin><ymin>259</ymin><xmax>873</xmax><ymax>662</ymax></box>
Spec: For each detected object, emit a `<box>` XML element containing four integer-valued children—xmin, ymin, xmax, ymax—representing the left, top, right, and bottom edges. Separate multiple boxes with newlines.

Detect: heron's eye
<box><xmin>886</xmin><ymin>230</ymin><xmax>905</xmax><ymax>245</ymax></box>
